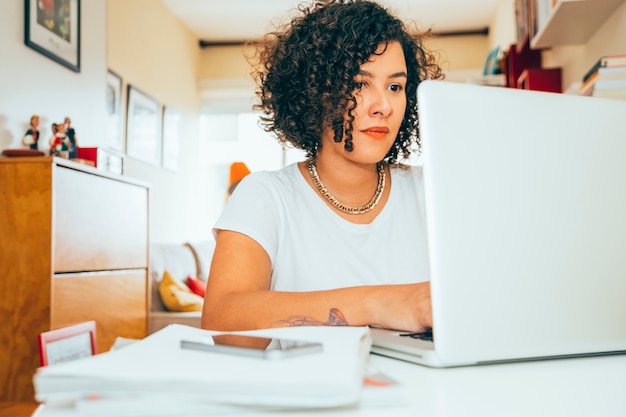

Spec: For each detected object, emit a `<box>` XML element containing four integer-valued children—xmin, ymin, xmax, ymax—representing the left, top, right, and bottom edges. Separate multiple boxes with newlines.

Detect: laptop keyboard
<box><xmin>399</xmin><ymin>330</ymin><xmax>434</xmax><ymax>342</ymax></box>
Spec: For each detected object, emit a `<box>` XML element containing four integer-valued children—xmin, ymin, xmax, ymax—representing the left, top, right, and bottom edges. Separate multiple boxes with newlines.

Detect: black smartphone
<box><xmin>180</xmin><ymin>333</ymin><xmax>323</xmax><ymax>359</ymax></box>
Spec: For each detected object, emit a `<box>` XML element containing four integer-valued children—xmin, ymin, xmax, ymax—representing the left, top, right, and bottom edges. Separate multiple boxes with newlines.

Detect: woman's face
<box><xmin>321</xmin><ymin>40</ymin><xmax>407</xmax><ymax>165</ymax></box>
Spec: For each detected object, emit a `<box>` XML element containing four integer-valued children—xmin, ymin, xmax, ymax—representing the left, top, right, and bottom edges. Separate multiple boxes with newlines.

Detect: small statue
<box><xmin>22</xmin><ymin>114</ymin><xmax>41</xmax><ymax>150</ymax></box>
<box><xmin>49</xmin><ymin>122</ymin><xmax>72</xmax><ymax>158</ymax></box>
<box><xmin>64</xmin><ymin>117</ymin><xmax>78</xmax><ymax>159</ymax></box>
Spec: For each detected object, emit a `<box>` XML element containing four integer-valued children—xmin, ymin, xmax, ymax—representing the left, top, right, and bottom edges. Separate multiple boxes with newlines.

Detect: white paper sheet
<box><xmin>34</xmin><ymin>325</ymin><xmax>371</xmax><ymax>413</ymax></box>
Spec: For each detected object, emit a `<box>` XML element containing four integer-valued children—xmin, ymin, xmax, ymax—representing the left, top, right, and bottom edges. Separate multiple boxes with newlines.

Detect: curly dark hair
<box><xmin>251</xmin><ymin>0</ymin><xmax>443</xmax><ymax>163</ymax></box>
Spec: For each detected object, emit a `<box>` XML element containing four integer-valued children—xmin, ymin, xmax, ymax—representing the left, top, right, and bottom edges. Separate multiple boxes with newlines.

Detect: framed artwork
<box><xmin>38</xmin><ymin>321</ymin><xmax>97</xmax><ymax>366</ymax></box>
<box><xmin>106</xmin><ymin>70</ymin><xmax>124</xmax><ymax>152</ymax></box>
<box><xmin>24</xmin><ymin>0</ymin><xmax>81</xmax><ymax>72</ymax></box>
<box><xmin>162</xmin><ymin>106</ymin><xmax>182</xmax><ymax>171</ymax></box>
<box><xmin>126</xmin><ymin>85</ymin><xmax>161</xmax><ymax>165</ymax></box>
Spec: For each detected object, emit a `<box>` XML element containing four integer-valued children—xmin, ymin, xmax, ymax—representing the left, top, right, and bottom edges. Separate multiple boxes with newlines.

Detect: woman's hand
<box><xmin>370</xmin><ymin>282</ymin><xmax>432</xmax><ymax>333</ymax></box>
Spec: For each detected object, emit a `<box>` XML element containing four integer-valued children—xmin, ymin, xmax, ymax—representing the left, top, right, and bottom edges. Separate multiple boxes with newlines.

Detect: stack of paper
<box><xmin>33</xmin><ymin>325</ymin><xmax>371</xmax><ymax>416</ymax></box>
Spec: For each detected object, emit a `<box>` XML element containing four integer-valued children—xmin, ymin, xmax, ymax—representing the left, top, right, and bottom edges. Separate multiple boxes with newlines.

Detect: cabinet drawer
<box><xmin>53</xmin><ymin>166</ymin><xmax>148</xmax><ymax>272</ymax></box>
<box><xmin>51</xmin><ymin>270</ymin><xmax>148</xmax><ymax>353</ymax></box>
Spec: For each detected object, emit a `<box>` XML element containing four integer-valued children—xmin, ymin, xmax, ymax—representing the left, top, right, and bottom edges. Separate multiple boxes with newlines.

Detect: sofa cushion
<box><xmin>158</xmin><ymin>270</ymin><xmax>204</xmax><ymax>312</ymax></box>
<box><xmin>186</xmin><ymin>275</ymin><xmax>206</xmax><ymax>298</ymax></box>
<box><xmin>150</xmin><ymin>243</ymin><xmax>198</xmax><ymax>311</ymax></box>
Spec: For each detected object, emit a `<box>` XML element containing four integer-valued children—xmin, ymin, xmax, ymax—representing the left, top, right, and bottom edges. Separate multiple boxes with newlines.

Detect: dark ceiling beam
<box><xmin>199</xmin><ymin>39</ymin><xmax>255</xmax><ymax>48</ymax></box>
<box><xmin>198</xmin><ymin>26</ymin><xmax>489</xmax><ymax>48</ymax></box>
<box><xmin>433</xmin><ymin>27</ymin><xmax>489</xmax><ymax>37</ymax></box>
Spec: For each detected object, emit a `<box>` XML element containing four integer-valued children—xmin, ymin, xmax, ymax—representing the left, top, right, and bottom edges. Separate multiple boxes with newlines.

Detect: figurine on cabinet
<box><xmin>49</xmin><ymin>122</ymin><xmax>72</xmax><ymax>158</ymax></box>
<box><xmin>64</xmin><ymin>117</ymin><xmax>78</xmax><ymax>159</ymax></box>
<box><xmin>22</xmin><ymin>114</ymin><xmax>41</xmax><ymax>150</ymax></box>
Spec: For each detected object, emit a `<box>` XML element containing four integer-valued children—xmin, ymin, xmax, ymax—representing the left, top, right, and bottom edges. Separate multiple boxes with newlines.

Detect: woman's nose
<box><xmin>368</xmin><ymin>88</ymin><xmax>391</xmax><ymax>117</ymax></box>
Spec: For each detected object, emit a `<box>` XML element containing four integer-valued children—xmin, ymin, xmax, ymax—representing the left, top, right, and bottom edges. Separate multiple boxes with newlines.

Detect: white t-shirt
<box><xmin>214</xmin><ymin>163</ymin><xmax>430</xmax><ymax>291</ymax></box>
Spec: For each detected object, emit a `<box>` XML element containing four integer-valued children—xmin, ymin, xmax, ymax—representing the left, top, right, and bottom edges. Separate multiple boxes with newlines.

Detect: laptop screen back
<box><xmin>418</xmin><ymin>81</ymin><xmax>626</xmax><ymax>365</ymax></box>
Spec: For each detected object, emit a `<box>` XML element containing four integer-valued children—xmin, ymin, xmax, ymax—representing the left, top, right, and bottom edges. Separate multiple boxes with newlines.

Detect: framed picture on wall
<box><xmin>126</xmin><ymin>85</ymin><xmax>161</xmax><ymax>165</ymax></box>
<box><xmin>106</xmin><ymin>70</ymin><xmax>124</xmax><ymax>152</ymax></box>
<box><xmin>161</xmin><ymin>106</ymin><xmax>182</xmax><ymax>171</ymax></box>
<box><xmin>24</xmin><ymin>0</ymin><xmax>81</xmax><ymax>72</ymax></box>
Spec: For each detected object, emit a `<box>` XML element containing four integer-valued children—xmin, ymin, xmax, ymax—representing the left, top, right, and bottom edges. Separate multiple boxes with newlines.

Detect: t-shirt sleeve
<box><xmin>212</xmin><ymin>172</ymin><xmax>280</xmax><ymax>263</ymax></box>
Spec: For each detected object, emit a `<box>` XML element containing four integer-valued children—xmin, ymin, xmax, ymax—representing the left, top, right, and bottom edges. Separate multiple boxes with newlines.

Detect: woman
<box><xmin>202</xmin><ymin>0</ymin><xmax>443</xmax><ymax>332</ymax></box>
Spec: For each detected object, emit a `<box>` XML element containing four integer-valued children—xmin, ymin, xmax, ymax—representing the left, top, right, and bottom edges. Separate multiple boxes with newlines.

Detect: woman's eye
<box><xmin>389</xmin><ymin>84</ymin><xmax>403</xmax><ymax>92</ymax></box>
<box><xmin>354</xmin><ymin>81</ymin><xmax>365</xmax><ymax>90</ymax></box>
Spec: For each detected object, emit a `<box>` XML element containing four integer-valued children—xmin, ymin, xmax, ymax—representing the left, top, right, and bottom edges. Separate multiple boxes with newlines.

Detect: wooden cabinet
<box><xmin>0</xmin><ymin>157</ymin><xmax>150</xmax><ymax>402</ymax></box>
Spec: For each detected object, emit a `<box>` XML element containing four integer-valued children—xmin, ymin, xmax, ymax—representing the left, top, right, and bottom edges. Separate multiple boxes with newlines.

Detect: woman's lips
<box><xmin>361</xmin><ymin>127</ymin><xmax>389</xmax><ymax>140</ymax></box>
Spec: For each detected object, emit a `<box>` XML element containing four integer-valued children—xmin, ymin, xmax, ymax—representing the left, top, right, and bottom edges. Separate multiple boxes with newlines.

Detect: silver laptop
<box><xmin>371</xmin><ymin>80</ymin><xmax>626</xmax><ymax>367</ymax></box>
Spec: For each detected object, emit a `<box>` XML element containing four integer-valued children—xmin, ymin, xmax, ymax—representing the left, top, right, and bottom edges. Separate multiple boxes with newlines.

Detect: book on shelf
<box><xmin>593</xmin><ymin>87</ymin><xmax>626</xmax><ymax>100</ymax></box>
<box><xmin>594</xmin><ymin>77</ymin><xmax>626</xmax><ymax>91</ymax></box>
<box><xmin>579</xmin><ymin>65</ymin><xmax>626</xmax><ymax>95</ymax></box>
<box><xmin>582</xmin><ymin>54</ymin><xmax>626</xmax><ymax>83</ymax></box>
<box><xmin>33</xmin><ymin>324</ymin><xmax>373</xmax><ymax>416</ymax></box>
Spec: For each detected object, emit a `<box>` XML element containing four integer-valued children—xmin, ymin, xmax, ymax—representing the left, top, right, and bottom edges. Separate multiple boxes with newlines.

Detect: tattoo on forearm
<box><xmin>273</xmin><ymin>308</ymin><xmax>349</xmax><ymax>327</ymax></box>
<box><xmin>325</xmin><ymin>308</ymin><xmax>349</xmax><ymax>325</ymax></box>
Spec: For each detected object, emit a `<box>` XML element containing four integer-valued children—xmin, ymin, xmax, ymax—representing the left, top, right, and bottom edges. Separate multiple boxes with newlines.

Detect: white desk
<box><xmin>368</xmin><ymin>353</ymin><xmax>626</xmax><ymax>417</ymax></box>
<box><xmin>34</xmin><ymin>353</ymin><xmax>626</xmax><ymax>417</ymax></box>
<box><xmin>234</xmin><ymin>353</ymin><xmax>626</xmax><ymax>417</ymax></box>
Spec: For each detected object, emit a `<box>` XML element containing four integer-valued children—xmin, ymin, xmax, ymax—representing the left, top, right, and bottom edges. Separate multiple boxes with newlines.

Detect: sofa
<box><xmin>149</xmin><ymin>240</ymin><xmax>215</xmax><ymax>334</ymax></box>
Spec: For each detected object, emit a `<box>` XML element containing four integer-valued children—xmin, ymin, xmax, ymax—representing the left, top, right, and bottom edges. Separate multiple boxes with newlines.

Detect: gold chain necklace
<box><xmin>306</xmin><ymin>160</ymin><xmax>386</xmax><ymax>215</ymax></box>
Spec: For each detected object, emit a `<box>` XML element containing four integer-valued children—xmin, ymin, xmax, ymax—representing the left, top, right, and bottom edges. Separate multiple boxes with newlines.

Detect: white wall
<box><xmin>0</xmin><ymin>0</ymin><xmax>107</xmax><ymax>151</ymax></box>
<box><xmin>489</xmin><ymin>0</ymin><xmax>516</xmax><ymax>49</ymax></box>
<box><xmin>107</xmin><ymin>0</ymin><xmax>207</xmax><ymax>244</ymax></box>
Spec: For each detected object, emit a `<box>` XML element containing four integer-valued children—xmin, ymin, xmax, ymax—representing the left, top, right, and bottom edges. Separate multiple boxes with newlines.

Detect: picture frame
<box><xmin>106</xmin><ymin>70</ymin><xmax>124</xmax><ymax>152</ymax></box>
<box><xmin>38</xmin><ymin>321</ymin><xmax>97</xmax><ymax>366</ymax></box>
<box><xmin>126</xmin><ymin>85</ymin><xmax>161</xmax><ymax>165</ymax></box>
<box><xmin>161</xmin><ymin>106</ymin><xmax>182</xmax><ymax>171</ymax></box>
<box><xmin>24</xmin><ymin>0</ymin><xmax>81</xmax><ymax>72</ymax></box>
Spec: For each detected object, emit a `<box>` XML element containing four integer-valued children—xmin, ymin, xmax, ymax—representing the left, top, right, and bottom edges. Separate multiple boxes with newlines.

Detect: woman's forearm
<box><xmin>201</xmin><ymin>282</ymin><xmax>430</xmax><ymax>332</ymax></box>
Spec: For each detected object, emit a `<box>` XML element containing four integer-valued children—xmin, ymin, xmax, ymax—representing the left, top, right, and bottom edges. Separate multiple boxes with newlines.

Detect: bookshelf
<box><xmin>531</xmin><ymin>0</ymin><xmax>624</xmax><ymax>49</ymax></box>
<box><xmin>505</xmin><ymin>0</ymin><xmax>625</xmax><ymax>93</ymax></box>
